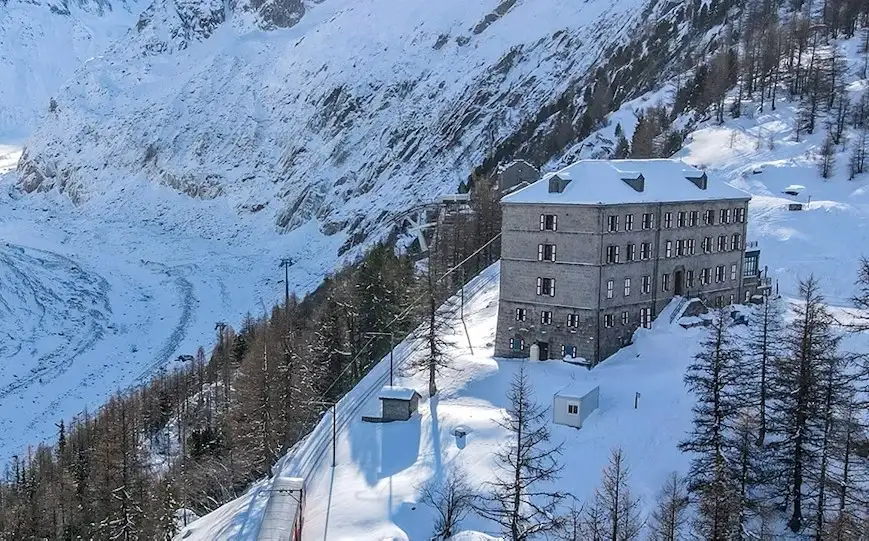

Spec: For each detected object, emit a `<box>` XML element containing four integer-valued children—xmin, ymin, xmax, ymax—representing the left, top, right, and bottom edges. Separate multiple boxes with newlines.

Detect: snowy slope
<box><xmin>0</xmin><ymin>0</ymin><xmax>145</xmax><ymax>138</ymax></box>
<box><xmin>18</xmin><ymin>0</ymin><xmax>676</xmax><ymax>243</ymax></box>
<box><xmin>179</xmin><ymin>85</ymin><xmax>869</xmax><ymax>541</ymax></box>
<box><xmin>0</xmin><ymin>172</ymin><xmax>348</xmax><ymax>464</ymax></box>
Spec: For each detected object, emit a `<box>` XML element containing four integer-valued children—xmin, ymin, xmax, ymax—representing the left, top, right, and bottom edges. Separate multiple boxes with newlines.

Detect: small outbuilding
<box><xmin>376</xmin><ymin>386</ymin><xmax>421</xmax><ymax>422</ymax></box>
<box><xmin>553</xmin><ymin>384</ymin><xmax>600</xmax><ymax>429</ymax></box>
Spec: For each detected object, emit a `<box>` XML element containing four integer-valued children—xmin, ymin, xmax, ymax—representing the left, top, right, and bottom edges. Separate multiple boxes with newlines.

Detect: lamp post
<box><xmin>364</xmin><ymin>332</ymin><xmax>395</xmax><ymax>387</ymax></box>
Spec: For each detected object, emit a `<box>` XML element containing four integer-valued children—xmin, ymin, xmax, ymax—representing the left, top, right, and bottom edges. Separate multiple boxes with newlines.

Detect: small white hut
<box><xmin>553</xmin><ymin>384</ymin><xmax>600</xmax><ymax>429</ymax></box>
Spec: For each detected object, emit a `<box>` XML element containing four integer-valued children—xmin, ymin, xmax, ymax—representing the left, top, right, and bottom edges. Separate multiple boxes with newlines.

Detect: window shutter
<box><xmin>539</xmin><ymin>214</ymin><xmax>544</xmax><ymax>230</ymax></box>
<box><xmin>551</xmin><ymin>245</ymin><xmax>556</xmax><ymax>261</ymax></box>
<box><xmin>550</xmin><ymin>279</ymin><xmax>556</xmax><ymax>296</ymax></box>
<box><xmin>553</xmin><ymin>215</ymin><xmax>557</xmax><ymax>231</ymax></box>
<box><xmin>536</xmin><ymin>278</ymin><xmax>542</xmax><ymax>295</ymax></box>
<box><xmin>509</xmin><ymin>338</ymin><xmax>515</xmax><ymax>350</ymax></box>
<box><xmin>538</xmin><ymin>244</ymin><xmax>543</xmax><ymax>261</ymax></box>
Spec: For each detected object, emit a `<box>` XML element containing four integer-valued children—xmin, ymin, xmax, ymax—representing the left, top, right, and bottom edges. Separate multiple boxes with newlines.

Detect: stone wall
<box><xmin>495</xmin><ymin>197</ymin><xmax>751</xmax><ymax>363</ymax></box>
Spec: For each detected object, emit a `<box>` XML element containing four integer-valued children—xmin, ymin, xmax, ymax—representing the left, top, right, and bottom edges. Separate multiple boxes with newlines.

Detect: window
<box><xmin>606</xmin><ymin>245</ymin><xmax>620</xmax><ymax>264</ymax></box>
<box><xmin>509</xmin><ymin>337</ymin><xmax>525</xmax><ymax>351</ymax></box>
<box><xmin>662</xmin><ymin>273</ymin><xmax>671</xmax><ymax>291</ymax></box>
<box><xmin>540</xmin><ymin>214</ymin><xmax>557</xmax><ymax>231</ymax></box>
<box><xmin>677</xmin><ymin>211</ymin><xmax>687</xmax><ymax>228</ymax></box>
<box><xmin>625</xmin><ymin>214</ymin><xmax>634</xmax><ymax>231</ymax></box>
<box><xmin>731</xmin><ymin>264</ymin><xmax>738</xmax><ymax>281</ymax></box>
<box><xmin>642</xmin><ymin>213</ymin><xmax>654</xmax><ymax>230</ymax></box>
<box><xmin>626</xmin><ymin>243</ymin><xmax>636</xmax><ymax>262</ymax></box>
<box><xmin>702</xmin><ymin>236</ymin><xmax>712</xmax><ymax>253</ymax></box>
<box><xmin>676</xmin><ymin>239</ymin><xmax>685</xmax><ymax>257</ymax></box>
<box><xmin>664</xmin><ymin>212</ymin><xmax>673</xmax><ymax>228</ymax></box>
<box><xmin>604</xmin><ymin>314</ymin><xmax>614</xmax><ymax>328</ymax></box>
<box><xmin>567</xmin><ymin>314</ymin><xmax>579</xmax><ymax>328</ymax></box>
<box><xmin>567</xmin><ymin>403</ymin><xmax>579</xmax><ymax>415</ymax></box>
<box><xmin>541</xmin><ymin>310</ymin><xmax>553</xmax><ymax>325</ymax></box>
<box><xmin>621</xmin><ymin>311</ymin><xmax>629</xmax><ymax>325</ymax></box>
<box><xmin>730</xmin><ymin>233</ymin><xmax>742</xmax><ymax>251</ymax></box>
<box><xmin>640</xmin><ymin>307</ymin><xmax>652</xmax><ymax>328</ymax></box>
<box><xmin>665</xmin><ymin>240</ymin><xmax>673</xmax><ymax>258</ymax></box>
<box><xmin>640</xmin><ymin>242</ymin><xmax>652</xmax><ymax>260</ymax></box>
<box><xmin>717</xmin><ymin>235</ymin><xmax>727</xmax><ymax>252</ymax></box>
<box><xmin>537</xmin><ymin>277</ymin><xmax>555</xmax><ymax>296</ymax></box>
<box><xmin>688</xmin><ymin>238</ymin><xmax>696</xmax><ymax>255</ymax></box>
<box><xmin>538</xmin><ymin>243</ymin><xmax>557</xmax><ymax>262</ymax></box>
<box><xmin>686</xmin><ymin>270</ymin><xmax>695</xmax><ymax>288</ymax></box>
<box><xmin>642</xmin><ymin>275</ymin><xmax>652</xmax><ymax>294</ymax></box>
<box><xmin>723</xmin><ymin>208</ymin><xmax>732</xmax><ymax>224</ymax></box>
<box><xmin>715</xmin><ymin>265</ymin><xmax>725</xmax><ymax>283</ymax></box>
<box><xmin>744</xmin><ymin>254</ymin><xmax>759</xmax><ymax>277</ymax></box>
<box><xmin>624</xmin><ymin>278</ymin><xmax>631</xmax><ymax>297</ymax></box>
<box><xmin>730</xmin><ymin>294</ymin><xmax>735</xmax><ymax>305</ymax></box>
<box><xmin>606</xmin><ymin>280</ymin><xmax>614</xmax><ymax>299</ymax></box>
<box><xmin>704</xmin><ymin>209</ymin><xmax>715</xmax><ymax>225</ymax></box>
<box><xmin>607</xmin><ymin>215</ymin><xmax>620</xmax><ymax>233</ymax></box>
<box><xmin>700</xmin><ymin>268</ymin><xmax>711</xmax><ymax>285</ymax></box>
<box><xmin>716</xmin><ymin>295</ymin><xmax>724</xmax><ymax>308</ymax></box>
<box><xmin>515</xmin><ymin>308</ymin><xmax>526</xmax><ymax>321</ymax></box>
<box><xmin>562</xmin><ymin>344</ymin><xmax>577</xmax><ymax>358</ymax></box>
<box><xmin>735</xmin><ymin>207</ymin><xmax>746</xmax><ymax>223</ymax></box>
<box><xmin>690</xmin><ymin>210</ymin><xmax>699</xmax><ymax>227</ymax></box>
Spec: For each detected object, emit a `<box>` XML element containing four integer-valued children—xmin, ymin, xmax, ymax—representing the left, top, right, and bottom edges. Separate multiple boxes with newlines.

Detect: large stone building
<box><xmin>494</xmin><ymin>159</ymin><xmax>758</xmax><ymax>364</ymax></box>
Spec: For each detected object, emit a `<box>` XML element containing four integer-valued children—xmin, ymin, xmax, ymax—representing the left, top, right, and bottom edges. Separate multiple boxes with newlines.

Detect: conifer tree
<box><xmin>679</xmin><ymin>308</ymin><xmax>743</xmax><ymax>539</ymax></box>
<box><xmin>769</xmin><ymin>277</ymin><xmax>845</xmax><ymax>534</ymax></box>
<box><xmin>647</xmin><ymin>472</ymin><xmax>689</xmax><ymax>541</ymax></box>
<box><xmin>477</xmin><ymin>366</ymin><xmax>564</xmax><ymax>540</ymax></box>
<box><xmin>745</xmin><ymin>296</ymin><xmax>785</xmax><ymax>444</ymax></box>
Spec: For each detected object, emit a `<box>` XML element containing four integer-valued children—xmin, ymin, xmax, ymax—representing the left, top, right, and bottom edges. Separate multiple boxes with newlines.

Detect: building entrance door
<box><xmin>674</xmin><ymin>270</ymin><xmax>684</xmax><ymax>296</ymax></box>
<box><xmin>537</xmin><ymin>341</ymin><xmax>549</xmax><ymax>360</ymax></box>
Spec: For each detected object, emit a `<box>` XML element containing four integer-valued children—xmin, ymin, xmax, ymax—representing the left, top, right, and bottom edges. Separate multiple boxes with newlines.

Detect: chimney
<box><xmin>548</xmin><ymin>174</ymin><xmax>571</xmax><ymax>193</ymax></box>
<box><xmin>621</xmin><ymin>173</ymin><xmax>644</xmax><ymax>192</ymax></box>
<box><xmin>686</xmin><ymin>171</ymin><xmax>708</xmax><ymax>190</ymax></box>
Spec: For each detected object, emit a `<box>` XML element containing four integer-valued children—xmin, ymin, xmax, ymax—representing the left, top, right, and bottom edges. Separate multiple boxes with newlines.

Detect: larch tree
<box><xmin>646</xmin><ymin>472</ymin><xmax>689</xmax><ymax>541</ymax></box>
<box><xmin>679</xmin><ymin>308</ymin><xmax>743</xmax><ymax>539</ymax></box>
<box><xmin>594</xmin><ymin>447</ymin><xmax>643</xmax><ymax>541</ymax></box>
<box><xmin>769</xmin><ymin>277</ymin><xmax>845</xmax><ymax>534</ymax></box>
<box><xmin>744</xmin><ymin>295</ymin><xmax>785</xmax><ymax>444</ymax></box>
<box><xmin>477</xmin><ymin>366</ymin><xmax>565</xmax><ymax>540</ymax></box>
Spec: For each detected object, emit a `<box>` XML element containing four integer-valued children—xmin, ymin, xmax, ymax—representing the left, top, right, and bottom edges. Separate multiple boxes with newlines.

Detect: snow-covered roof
<box><xmin>498</xmin><ymin>159</ymin><xmax>538</xmax><ymax>172</ymax></box>
<box><xmin>378</xmin><ymin>386</ymin><xmax>420</xmax><ymax>401</ymax></box>
<box><xmin>271</xmin><ymin>476</ymin><xmax>305</xmax><ymax>491</ymax></box>
<box><xmin>502</xmin><ymin>159</ymin><xmax>750</xmax><ymax>205</ymax></box>
<box><xmin>555</xmin><ymin>383</ymin><xmax>599</xmax><ymax>401</ymax></box>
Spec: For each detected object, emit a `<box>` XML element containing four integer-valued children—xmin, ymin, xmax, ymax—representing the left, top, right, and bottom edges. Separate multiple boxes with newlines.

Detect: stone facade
<box><xmin>380</xmin><ymin>394</ymin><xmax>419</xmax><ymax>422</ymax></box>
<box><xmin>495</xmin><ymin>198</ymin><xmax>751</xmax><ymax>364</ymax></box>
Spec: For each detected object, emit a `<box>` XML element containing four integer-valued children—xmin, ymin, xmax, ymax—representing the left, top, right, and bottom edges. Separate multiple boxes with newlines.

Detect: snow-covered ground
<box><xmin>0</xmin><ymin>169</ymin><xmax>350</xmax><ymax>463</ymax></box>
<box><xmin>0</xmin><ymin>0</ymin><xmax>145</xmax><ymax>137</ymax></box>
<box><xmin>178</xmin><ymin>91</ymin><xmax>869</xmax><ymax>539</ymax></box>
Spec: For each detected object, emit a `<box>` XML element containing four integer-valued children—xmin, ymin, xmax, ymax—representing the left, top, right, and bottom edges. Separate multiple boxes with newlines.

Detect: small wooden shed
<box><xmin>377</xmin><ymin>386</ymin><xmax>421</xmax><ymax>422</ymax></box>
<box><xmin>553</xmin><ymin>385</ymin><xmax>600</xmax><ymax>429</ymax></box>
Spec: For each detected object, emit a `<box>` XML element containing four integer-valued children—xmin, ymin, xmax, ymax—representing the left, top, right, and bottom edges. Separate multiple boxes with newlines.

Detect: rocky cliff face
<box><xmin>16</xmin><ymin>0</ymin><xmax>724</xmax><ymax>252</ymax></box>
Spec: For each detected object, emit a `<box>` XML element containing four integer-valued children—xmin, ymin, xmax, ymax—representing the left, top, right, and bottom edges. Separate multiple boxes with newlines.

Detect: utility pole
<box><xmin>364</xmin><ymin>332</ymin><xmax>395</xmax><ymax>386</ymax></box>
<box><xmin>280</xmin><ymin>258</ymin><xmax>294</xmax><ymax>309</ymax></box>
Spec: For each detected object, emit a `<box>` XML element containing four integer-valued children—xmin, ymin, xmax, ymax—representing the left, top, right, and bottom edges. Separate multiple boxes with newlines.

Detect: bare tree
<box><xmin>600</xmin><ymin>448</ymin><xmax>643</xmax><ymax>541</ymax></box>
<box><xmin>646</xmin><ymin>473</ymin><xmax>688</xmax><ymax>541</ymax></box>
<box><xmin>477</xmin><ymin>366</ymin><xmax>565</xmax><ymax>540</ymax></box>
<box><xmin>419</xmin><ymin>469</ymin><xmax>474</xmax><ymax>540</ymax></box>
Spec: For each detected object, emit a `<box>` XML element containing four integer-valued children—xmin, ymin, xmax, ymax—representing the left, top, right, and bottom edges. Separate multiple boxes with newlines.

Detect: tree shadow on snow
<box><xmin>349</xmin><ymin>412</ymin><xmax>422</xmax><ymax>485</ymax></box>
